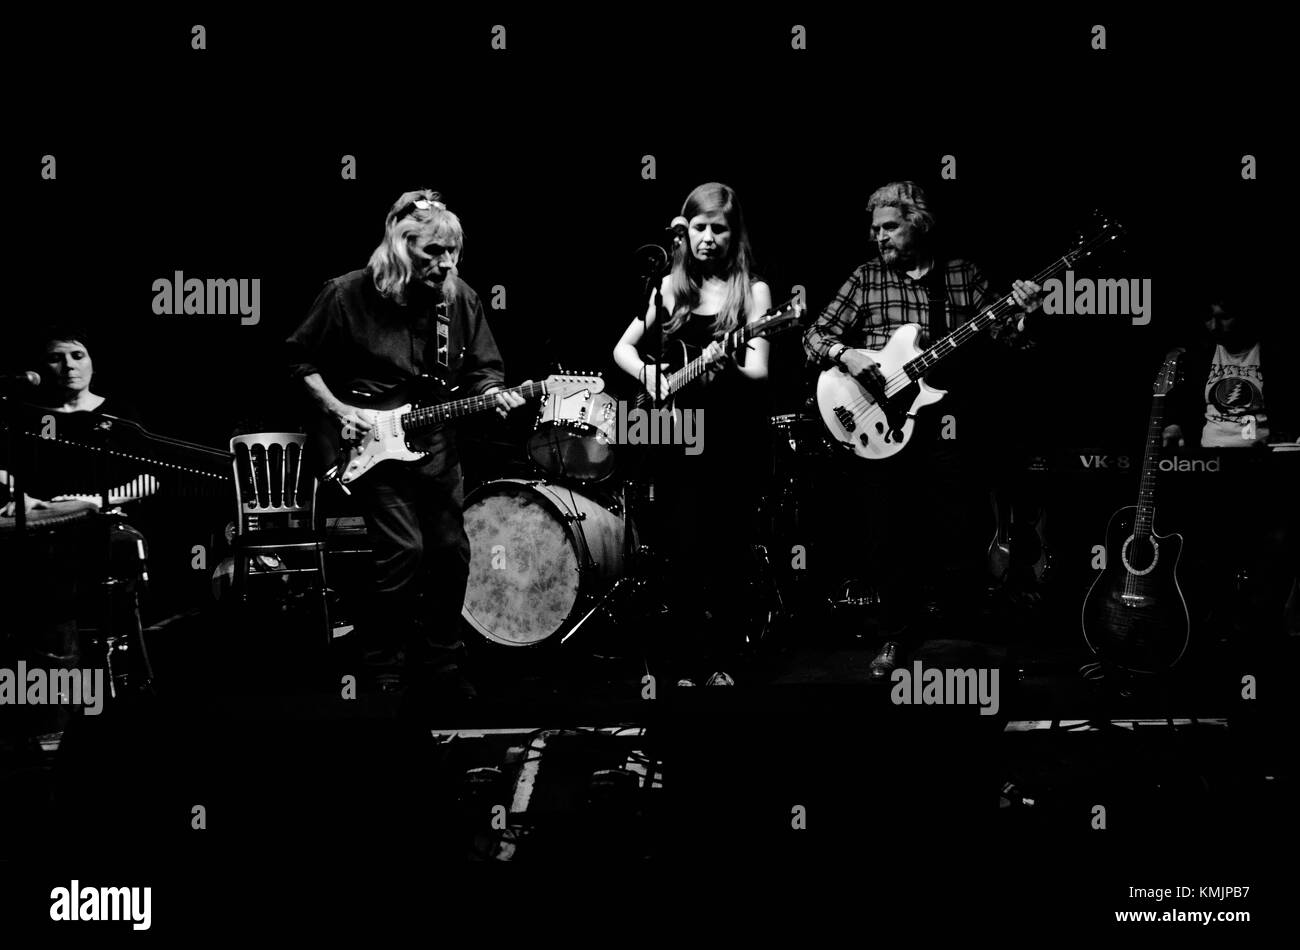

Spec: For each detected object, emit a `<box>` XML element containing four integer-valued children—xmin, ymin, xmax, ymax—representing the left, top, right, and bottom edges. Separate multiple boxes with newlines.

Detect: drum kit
<box><xmin>462</xmin><ymin>387</ymin><xmax>645</xmax><ymax>652</ymax></box>
<box><xmin>460</xmin><ymin>387</ymin><xmax>837</xmax><ymax>653</ymax></box>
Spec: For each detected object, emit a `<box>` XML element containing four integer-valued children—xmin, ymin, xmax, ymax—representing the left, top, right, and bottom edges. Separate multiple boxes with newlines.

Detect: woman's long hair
<box><xmin>368</xmin><ymin>189</ymin><xmax>464</xmax><ymax>302</ymax></box>
<box><xmin>663</xmin><ymin>182</ymin><xmax>756</xmax><ymax>337</ymax></box>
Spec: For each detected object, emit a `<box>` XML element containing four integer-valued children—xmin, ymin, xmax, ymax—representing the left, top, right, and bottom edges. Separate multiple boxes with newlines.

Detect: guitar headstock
<box><xmin>1062</xmin><ymin>211</ymin><xmax>1127</xmax><ymax>270</ymax></box>
<box><xmin>1153</xmin><ymin>350</ymin><xmax>1182</xmax><ymax>396</ymax></box>
<box><xmin>747</xmin><ymin>298</ymin><xmax>807</xmax><ymax>337</ymax></box>
<box><xmin>544</xmin><ymin>371</ymin><xmax>606</xmax><ymax>396</ymax></box>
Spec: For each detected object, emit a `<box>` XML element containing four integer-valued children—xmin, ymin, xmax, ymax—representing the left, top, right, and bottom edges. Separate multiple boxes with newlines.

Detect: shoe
<box><xmin>869</xmin><ymin>641</ymin><xmax>899</xmax><ymax>681</ymax></box>
<box><xmin>704</xmin><ymin>671</ymin><xmax>735</xmax><ymax>687</ymax></box>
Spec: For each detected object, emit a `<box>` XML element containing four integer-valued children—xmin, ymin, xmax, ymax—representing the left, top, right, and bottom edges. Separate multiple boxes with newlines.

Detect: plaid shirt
<box><xmin>804</xmin><ymin>257</ymin><xmax>1029</xmax><ymax>365</ymax></box>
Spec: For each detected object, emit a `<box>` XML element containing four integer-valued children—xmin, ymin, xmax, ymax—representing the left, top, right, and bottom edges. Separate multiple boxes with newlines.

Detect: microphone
<box><xmin>1</xmin><ymin>371</ymin><xmax>40</xmax><ymax>387</ymax></box>
<box><xmin>665</xmin><ymin>217</ymin><xmax>689</xmax><ymax>247</ymax></box>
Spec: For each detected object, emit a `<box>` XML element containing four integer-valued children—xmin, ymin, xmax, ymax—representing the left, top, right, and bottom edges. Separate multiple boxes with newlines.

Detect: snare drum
<box><xmin>527</xmin><ymin>388</ymin><xmax>619</xmax><ymax>482</ymax></box>
<box><xmin>461</xmin><ymin>479</ymin><xmax>632</xmax><ymax>646</ymax></box>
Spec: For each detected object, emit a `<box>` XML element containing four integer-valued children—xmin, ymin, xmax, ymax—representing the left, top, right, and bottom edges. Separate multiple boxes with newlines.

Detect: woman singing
<box><xmin>613</xmin><ymin>182</ymin><xmax>771</xmax><ymax>688</ymax></box>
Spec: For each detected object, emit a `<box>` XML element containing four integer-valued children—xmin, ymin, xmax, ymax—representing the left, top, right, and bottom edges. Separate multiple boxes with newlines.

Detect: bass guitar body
<box><xmin>1081</xmin><ymin>505</ymin><xmax>1190</xmax><ymax>673</ymax></box>
<box><xmin>815</xmin><ymin>324</ymin><xmax>945</xmax><ymax>460</ymax></box>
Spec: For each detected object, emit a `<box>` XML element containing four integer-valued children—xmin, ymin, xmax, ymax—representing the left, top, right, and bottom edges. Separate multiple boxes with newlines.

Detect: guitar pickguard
<box><xmin>817</xmin><ymin>326</ymin><xmax>941</xmax><ymax>460</ymax></box>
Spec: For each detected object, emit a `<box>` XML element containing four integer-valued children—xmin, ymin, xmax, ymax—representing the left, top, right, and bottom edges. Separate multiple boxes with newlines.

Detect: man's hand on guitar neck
<box><xmin>483</xmin><ymin>385</ymin><xmax>526</xmax><ymax>420</ymax></box>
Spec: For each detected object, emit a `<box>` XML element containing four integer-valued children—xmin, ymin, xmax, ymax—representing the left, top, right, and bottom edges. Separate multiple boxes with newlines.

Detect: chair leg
<box><xmin>233</xmin><ymin>552</ymin><xmax>248</xmax><ymax>606</ymax></box>
<box><xmin>316</xmin><ymin>545</ymin><xmax>332</xmax><ymax>648</ymax></box>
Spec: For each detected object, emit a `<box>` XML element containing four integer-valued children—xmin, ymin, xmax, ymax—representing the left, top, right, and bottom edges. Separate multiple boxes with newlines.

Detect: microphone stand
<box><xmin>558</xmin><ymin>246</ymin><xmax>673</xmax><ymax>655</ymax></box>
<box><xmin>634</xmin><ymin>243</ymin><xmax>673</xmax><ymax>503</ymax></box>
<box><xmin>1</xmin><ymin>390</ymin><xmax>26</xmax><ymax>541</ymax></box>
<box><xmin>90</xmin><ymin>416</ymin><xmax>129</xmax><ymax>699</ymax></box>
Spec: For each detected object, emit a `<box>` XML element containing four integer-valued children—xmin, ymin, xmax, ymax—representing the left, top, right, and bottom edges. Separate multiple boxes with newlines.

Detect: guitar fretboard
<box><xmin>400</xmin><ymin>380</ymin><xmax>549</xmax><ymax>431</ymax></box>
<box><xmin>664</xmin><ymin>327</ymin><xmax>742</xmax><ymax>396</ymax></box>
<box><xmin>899</xmin><ymin>227</ymin><xmax>1122</xmax><ymax>387</ymax></box>
<box><xmin>659</xmin><ymin>304</ymin><xmax>800</xmax><ymax>399</ymax></box>
<box><xmin>1133</xmin><ymin>391</ymin><xmax>1168</xmax><ymax>541</ymax></box>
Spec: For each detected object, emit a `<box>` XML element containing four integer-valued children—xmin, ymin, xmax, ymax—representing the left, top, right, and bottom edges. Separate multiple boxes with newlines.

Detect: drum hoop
<box><xmin>0</xmin><ymin>499</ymin><xmax>100</xmax><ymax>537</ymax></box>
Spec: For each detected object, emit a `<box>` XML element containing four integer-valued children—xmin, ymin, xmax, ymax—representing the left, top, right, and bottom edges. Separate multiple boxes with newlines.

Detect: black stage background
<box><xmin>4</xmin><ymin>8</ymin><xmax>1295</xmax><ymax>936</ymax></box>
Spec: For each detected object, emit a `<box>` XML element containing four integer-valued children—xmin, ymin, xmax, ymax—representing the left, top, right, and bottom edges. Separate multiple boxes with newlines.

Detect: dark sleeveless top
<box><xmin>656</xmin><ymin>310</ymin><xmax>769</xmax><ymax>473</ymax></box>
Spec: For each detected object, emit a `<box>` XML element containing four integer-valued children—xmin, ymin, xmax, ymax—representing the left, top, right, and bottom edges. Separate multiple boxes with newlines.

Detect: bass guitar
<box><xmin>816</xmin><ymin>214</ymin><xmax>1126</xmax><ymax>459</ymax></box>
<box><xmin>1080</xmin><ymin>354</ymin><xmax>1190</xmax><ymax>673</ymax></box>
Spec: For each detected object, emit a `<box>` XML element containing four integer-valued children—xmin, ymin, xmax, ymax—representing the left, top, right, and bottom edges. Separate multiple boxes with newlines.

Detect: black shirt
<box><xmin>286</xmin><ymin>268</ymin><xmax>507</xmax><ymax>473</ymax></box>
<box><xmin>1</xmin><ymin>396</ymin><xmax>144</xmax><ymax>502</ymax></box>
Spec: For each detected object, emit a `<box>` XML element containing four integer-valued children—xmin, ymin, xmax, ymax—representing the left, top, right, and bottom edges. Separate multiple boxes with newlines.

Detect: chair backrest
<box><xmin>230</xmin><ymin>432</ymin><xmax>317</xmax><ymax>528</ymax></box>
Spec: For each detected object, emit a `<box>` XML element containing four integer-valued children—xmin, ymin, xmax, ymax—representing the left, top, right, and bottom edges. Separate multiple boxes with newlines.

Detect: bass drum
<box><xmin>462</xmin><ymin>479</ymin><xmax>632</xmax><ymax>646</ymax></box>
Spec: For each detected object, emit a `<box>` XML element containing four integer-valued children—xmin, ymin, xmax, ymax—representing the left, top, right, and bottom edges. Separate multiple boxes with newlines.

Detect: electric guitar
<box><xmin>816</xmin><ymin>214</ymin><xmax>1126</xmax><ymax>459</ymax></box>
<box><xmin>1081</xmin><ymin>354</ymin><xmax>1190</xmax><ymax>673</ymax></box>
<box><xmin>635</xmin><ymin>299</ymin><xmax>805</xmax><ymax>410</ymax></box>
<box><xmin>319</xmin><ymin>373</ymin><xmax>605</xmax><ymax>485</ymax></box>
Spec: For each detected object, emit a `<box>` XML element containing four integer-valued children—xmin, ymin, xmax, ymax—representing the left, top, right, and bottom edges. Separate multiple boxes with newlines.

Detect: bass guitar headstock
<box><xmin>1062</xmin><ymin>211</ymin><xmax>1128</xmax><ymax>270</ymax></box>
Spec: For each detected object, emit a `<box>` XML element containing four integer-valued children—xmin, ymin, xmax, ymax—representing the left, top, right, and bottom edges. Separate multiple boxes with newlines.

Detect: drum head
<box><xmin>527</xmin><ymin>392</ymin><xmax>618</xmax><ymax>482</ymax></box>
<box><xmin>527</xmin><ymin>426</ymin><xmax>615</xmax><ymax>482</ymax></box>
<box><xmin>462</xmin><ymin>483</ymin><xmax>581</xmax><ymax>646</ymax></box>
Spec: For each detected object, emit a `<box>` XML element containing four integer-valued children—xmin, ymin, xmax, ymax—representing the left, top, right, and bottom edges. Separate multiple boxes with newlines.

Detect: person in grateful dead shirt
<box><xmin>1161</xmin><ymin>283</ymin><xmax>1297</xmax><ymax>650</ymax></box>
<box><xmin>1163</xmin><ymin>288</ymin><xmax>1278</xmax><ymax>450</ymax></box>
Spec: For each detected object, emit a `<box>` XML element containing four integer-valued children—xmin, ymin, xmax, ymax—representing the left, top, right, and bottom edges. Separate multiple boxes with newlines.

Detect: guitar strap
<box><xmin>921</xmin><ymin>259</ymin><xmax>948</xmax><ymax>336</ymax></box>
<box><xmin>434</xmin><ymin>300</ymin><xmax>451</xmax><ymax>369</ymax></box>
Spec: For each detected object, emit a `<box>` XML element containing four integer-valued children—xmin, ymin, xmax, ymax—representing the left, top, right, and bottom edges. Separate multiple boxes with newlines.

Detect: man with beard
<box><xmin>286</xmin><ymin>190</ymin><xmax>524</xmax><ymax>698</ymax></box>
<box><xmin>804</xmin><ymin>181</ymin><xmax>1041</xmax><ymax>679</ymax></box>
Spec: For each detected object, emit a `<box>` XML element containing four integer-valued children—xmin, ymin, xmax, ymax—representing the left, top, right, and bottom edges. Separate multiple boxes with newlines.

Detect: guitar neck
<box><xmin>1133</xmin><ymin>392</ymin><xmax>1168</xmax><ymax>541</ymax></box>
<box><xmin>664</xmin><ymin>310</ymin><xmax>792</xmax><ymax>396</ymax></box>
<box><xmin>401</xmin><ymin>380</ymin><xmax>545</xmax><ymax>431</ymax></box>
<box><xmin>665</xmin><ymin>333</ymin><xmax>732</xmax><ymax>397</ymax></box>
<box><xmin>903</xmin><ymin>240</ymin><xmax>1111</xmax><ymax>381</ymax></box>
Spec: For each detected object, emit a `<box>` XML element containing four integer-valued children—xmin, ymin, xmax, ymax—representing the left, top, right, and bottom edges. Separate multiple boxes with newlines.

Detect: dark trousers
<box><xmin>829</xmin><ymin>412</ymin><xmax>989</xmax><ymax>630</ymax></box>
<box><xmin>350</xmin><ymin>460</ymin><xmax>470</xmax><ymax>674</ymax></box>
<box><xmin>650</xmin><ymin>425</ymin><xmax>766</xmax><ymax>678</ymax></box>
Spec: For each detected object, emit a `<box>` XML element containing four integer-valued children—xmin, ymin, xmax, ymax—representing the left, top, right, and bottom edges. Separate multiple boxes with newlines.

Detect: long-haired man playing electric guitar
<box><xmin>286</xmin><ymin>190</ymin><xmax>524</xmax><ymax>699</ymax></box>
